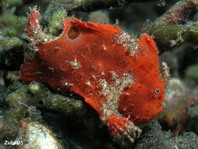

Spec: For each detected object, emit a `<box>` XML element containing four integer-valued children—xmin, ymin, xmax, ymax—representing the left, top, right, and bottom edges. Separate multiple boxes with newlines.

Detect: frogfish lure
<box><xmin>20</xmin><ymin>7</ymin><xmax>166</xmax><ymax>142</ymax></box>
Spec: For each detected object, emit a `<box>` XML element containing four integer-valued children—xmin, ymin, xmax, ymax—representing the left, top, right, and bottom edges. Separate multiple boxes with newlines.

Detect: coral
<box><xmin>0</xmin><ymin>6</ymin><xmax>26</xmax><ymax>71</ymax></box>
<box><xmin>45</xmin><ymin>0</ymin><xmax>162</xmax><ymax>16</ymax></box>
<box><xmin>186</xmin><ymin>104</ymin><xmax>198</xmax><ymax>135</ymax></box>
<box><xmin>134</xmin><ymin>120</ymin><xmax>168</xmax><ymax>149</ymax></box>
<box><xmin>88</xmin><ymin>10</ymin><xmax>110</xmax><ymax>23</ymax></box>
<box><xmin>134</xmin><ymin>120</ymin><xmax>198</xmax><ymax>149</ymax></box>
<box><xmin>147</xmin><ymin>0</ymin><xmax>198</xmax><ymax>53</ymax></box>
<box><xmin>0</xmin><ymin>81</ymin><xmax>114</xmax><ymax>148</ymax></box>
<box><xmin>173</xmin><ymin>132</ymin><xmax>198</xmax><ymax>149</ymax></box>
<box><xmin>154</xmin><ymin>0</ymin><xmax>197</xmax><ymax>25</ymax></box>
<box><xmin>0</xmin><ymin>81</ymin><xmax>86</xmax><ymax>142</ymax></box>
<box><xmin>189</xmin><ymin>104</ymin><xmax>198</xmax><ymax>118</ymax></box>
<box><xmin>158</xmin><ymin>78</ymin><xmax>198</xmax><ymax>136</ymax></box>
<box><xmin>150</xmin><ymin>22</ymin><xmax>198</xmax><ymax>53</ymax></box>
<box><xmin>17</xmin><ymin>121</ymin><xmax>63</xmax><ymax>149</ymax></box>
<box><xmin>27</xmin><ymin>82</ymin><xmax>85</xmax><ymax>115</ymax></box>
<box><xmin>164</xmin><ymin>78</ymin><xmax>186</xmax><ymax>105</ymax></box>
<box><xmin>0</xmin><ymin>85</ymin><xmax>6</xmax><ymax>105</ymax></box>
<box><xmin>0</xmin><ymin>82</ymin><xmax>41</xmax><ymax>141</ymax></box>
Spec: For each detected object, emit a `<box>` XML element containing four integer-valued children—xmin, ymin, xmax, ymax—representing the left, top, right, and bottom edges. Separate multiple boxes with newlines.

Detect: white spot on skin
<box><xmin>88</xmin><ymin>93</ymin><xmax>93</xmax><ymax>97</ymax></box>
<box><xmin>125</xmin><ymin>92</ymin><xmax>130</xmax><ymax>96</ymax></box>
<box><xmin>48</xmin><ymin>67</ymin><xmax>55</xmax><ymax>72</ymax></box>
<box><xmin>109</xmin><ymin>71</ymin><xmax>118</xmax><ymax>80</ymax></box>
<box><xmin>86</xmin><ymin>81</ymin><xmax>91</xmax><ymax>86</ymax></box>
<box><xmin>67</xmin><ymin>58</ymin><xmax>81</xmax><ymax>69</ymax></box>
<box><xmin>92</xmin><ymin>74</ymin><xmax>97</xmax><ymax>80</ymax></box>
<box><xmin>64</xmin><ymin>82</ymin><xmax>73</xmax><ymax>86</ymax></box>
<box><xmin>102</xmin><ymin>45</ymin><xmax>107</xmax><ymax>50</ymax></box>
<box><xmin>101</xmin><ymin>71</ymin><xmax>105</xmax><ymax>76</ymax></box>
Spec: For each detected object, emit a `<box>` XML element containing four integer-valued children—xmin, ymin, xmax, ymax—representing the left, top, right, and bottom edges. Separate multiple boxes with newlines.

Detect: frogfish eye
<box><xmin>155</xmin><ymin>88</ymin><xmax>161</xmax><ymax>95</ymax></box>
<box><xmin>153</xmin><ymin>88</ymin><xmax>162</xmax><ymax>99</ymax></box>
<box><xmin>68</xmin><ymin>27</ymin><xmax>80</xmax><ymax>39</ymax></box>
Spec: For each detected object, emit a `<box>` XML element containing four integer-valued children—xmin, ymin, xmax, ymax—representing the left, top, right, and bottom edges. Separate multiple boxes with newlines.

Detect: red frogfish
<box><xmin>20</xmin><ymin>7</ymin><xmax>165</xmax><ymax>142</ymax></box>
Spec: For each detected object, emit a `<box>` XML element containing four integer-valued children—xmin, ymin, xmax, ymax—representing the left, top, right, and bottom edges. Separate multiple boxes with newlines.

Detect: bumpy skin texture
<box><xmin>20</xmin><ymin>7</ymin><xmax>165</xmax><ymax>141</ymax></box>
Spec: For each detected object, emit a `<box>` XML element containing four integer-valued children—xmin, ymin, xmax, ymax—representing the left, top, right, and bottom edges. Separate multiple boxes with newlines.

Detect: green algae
<box><xmin>0</xmin><ymin>36</ymin><xmax>23</xmax><ymax>70</ymax></box>
<box><xmin>0</xmin><ymin>36</ymin><xmax>23</xmax><ymax>51</ymax></box>
<box><xmin>28</xmin><ymin>82</ymin><xmax>85</xmax><ymax>115</ymax></box>
<box><xmin>48</xmin><ymin>8</ymin><xmax>68</xmax><ymax>36</ymax></box>
<box><xmin>189</xmin><ymin>104</ymin><xmax>198</xmax><ymax>118</ymax></box>
<box><xmin>0</xmin><ymin>81</ymin><xmax>86</xmax><ymax>140</ymax></box>
<box><xmin>4</xmin><ymin>0</ymin><xmax>23</xmax><ymax>7</ymax></box>
<box><xmin>150</xmin><ymin>22</ymin><xmax>198</xmax><ymax>53</ymax></box>
<box><xmin>185</xmin><ymin>64</ymin><xmax>198</xmax><ymax>80</ymax></box>
<box><xmin>0</xmin><ymin>8</ymin><xmax>27</xmax><ymax>37</ymax></box>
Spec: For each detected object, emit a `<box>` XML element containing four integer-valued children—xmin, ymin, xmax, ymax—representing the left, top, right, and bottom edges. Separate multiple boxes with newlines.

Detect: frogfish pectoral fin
<box><xmin>102</xmin><ymin>114</ymin><xmax>142</xmax><ymax>142</ymax></box>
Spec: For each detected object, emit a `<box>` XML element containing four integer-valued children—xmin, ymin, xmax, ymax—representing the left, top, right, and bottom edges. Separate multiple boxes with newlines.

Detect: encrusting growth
<box><xmin>20</xmin><ymin>7</ymin><xmax>165</xmax><ymax>142</ymax></box>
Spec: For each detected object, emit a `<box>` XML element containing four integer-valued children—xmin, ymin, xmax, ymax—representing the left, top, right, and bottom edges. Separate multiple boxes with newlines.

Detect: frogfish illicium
<box><xmin>20</xmin><ymin>7</ymin><xmax>166</xmax><ymax>142</ymax></box>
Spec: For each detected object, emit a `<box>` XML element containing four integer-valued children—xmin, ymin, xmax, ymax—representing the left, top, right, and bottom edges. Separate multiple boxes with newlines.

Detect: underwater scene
<box><xmin>0</xmin><ymin>0</ymin><xmax>198</xmax><ymax>149</ymax></box>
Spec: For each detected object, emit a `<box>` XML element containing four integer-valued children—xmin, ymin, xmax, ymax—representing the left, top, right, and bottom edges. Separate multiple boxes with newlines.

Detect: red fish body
<box><xmin>20</xmin><ymin>7</ymin><xmax>165</xmax><ymax>141</ymax></box>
